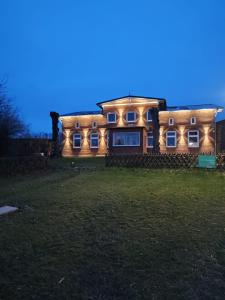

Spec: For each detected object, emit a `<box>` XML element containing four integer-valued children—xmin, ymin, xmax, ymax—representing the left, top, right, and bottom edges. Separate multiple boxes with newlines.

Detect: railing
<box><xmin>105</xmin><ymin>153</ymin><xmax>225</xmax><ymax>170</ymax></box>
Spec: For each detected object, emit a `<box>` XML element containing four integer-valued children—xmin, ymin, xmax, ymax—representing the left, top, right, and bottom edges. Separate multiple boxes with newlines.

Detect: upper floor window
<box><xmin>190</xmin><ymin>117</ymin><xmax>196</xmax><ymax>125</ymax></box>
<box><xmin>147</xmin><ymin>110</ymin><xmax>152</xmax><ymax>122</ymax></box>
<box><xmin>73</xmin><ymin>133</ymin><xmax>81</xmax><ymax>148</ymax></box>
<box><xmin>169</xmin><ymin>118</ymin><xmax>174</xmax><ymax>126</ymax></box>
<box><xmin>188</xmin><ymin>130</ymin><xmax>199</xmax><ymax>148</ymax></box>
<box><xmin>107</xmin><ymin>112</ymin><xmax>116</xmax><ymax>123</ymax></box>
<box><xmin>92</xmin><ymin>121</ymin><xmax>97</xmax><ymax>128</ymax></box>
<box><xmin>90</xmin><ymin>133</ymin><xmax>99</xmax><ymax>148</ymax></box>
<box><xmin>147</xmin><ymin>131</ymin><xmax>154</xmax><ymax>148</ymax></box>
<box><xmin>75</xmin><ymin>122</ymin><xmax>80</xmax><ymax>129</ymax></box>
<box><xmin>126</xmin><ymin>111</ymin><xmax>136</xmax><ymax>122</ymax></box>
<box><xmin>166</xmin><ymin>131</ymin><xmax>177</xmax><ymax>148</ymax></box>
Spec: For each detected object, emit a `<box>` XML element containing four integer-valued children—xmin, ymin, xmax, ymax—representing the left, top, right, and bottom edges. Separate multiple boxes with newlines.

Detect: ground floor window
<box><xmin>147</xmin><ymin>131</ymin><xmax>154</xmax><ymax>148</ymax></box>
<box><xmin>166</xmin><ymin>131</ymin><xmax>176</xmax><ymax>147</ymax></box>
<box><xmin>188</xmin><ymin>130</ymin><xmax>199</xmax><ymax>147</ymax></box>
<box><xmin>90</xmin><ymin>133</ymin><xmax>99</xmax><ymax>148</ymax></box>
<box><xmin>73</xmin><ymin>133</ymin><xmax>81</xmax><ymax>148</ymax></box>
<box><xmin>113</xmin><ymin>132</ymin><xmax>140</xmax><ymax>146</ymax></box>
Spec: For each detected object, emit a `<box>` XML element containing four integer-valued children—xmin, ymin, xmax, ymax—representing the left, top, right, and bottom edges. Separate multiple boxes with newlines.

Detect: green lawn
<box><xmin>1</xmin><ymin>159</ymin><xmax>225</xmax><ymax>299</ymax></box>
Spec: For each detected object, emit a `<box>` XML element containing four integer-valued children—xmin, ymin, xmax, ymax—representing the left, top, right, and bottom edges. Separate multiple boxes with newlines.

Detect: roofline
<box><xmin>96</xmin><ymin>95</ymin><xmax>167</xmax><ymax>107</ymax></box>
<box><xmin>165</xmin><ymin>104</ymin><xmax>223</xmax><ymax>112</ymax></box>
<box><xmin>60</xmin><ymin>111</ymin><xmax>102</xmax><ymax>117</ymax></box>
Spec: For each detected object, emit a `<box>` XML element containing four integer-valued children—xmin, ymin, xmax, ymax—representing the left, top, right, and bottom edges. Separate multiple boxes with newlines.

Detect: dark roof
<box><xmin>97</xmin><ymin>95</ymin><xmax>166</xmax><ymax>107</ymax></box>
<box><xmin>60</xmin><ymin>110</ymin><xmax>102</xmax><ymax>117</ymax></box>
<box><xmin>167</xmin><ymin>104</ymin><xmax>223</xmax><ymax>111</ymax></box>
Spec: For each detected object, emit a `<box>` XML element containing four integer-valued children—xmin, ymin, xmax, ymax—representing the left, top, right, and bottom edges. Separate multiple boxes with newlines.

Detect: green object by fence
<box><xmin>198</xmin><ymin>155</ymin><xmax>216</xmax><ymax>169</ymax></box>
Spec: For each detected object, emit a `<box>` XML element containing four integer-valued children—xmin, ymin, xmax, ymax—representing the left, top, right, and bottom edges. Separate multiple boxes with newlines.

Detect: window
<box><xmin>126</xmin><ymin>111</ymin><xmax>136</xmax><ymax>122</ymax></box>
<box><xmin>73</xmin><ymin>134</ymin><xmax>81</xmax><ymax>148</ymax></box>
<box><xmin>92</xmin><ymin>121</ymin><xmax>97</xmax><ymax>128</ymax></box>
<box><xmin>75</xmin><ymin>122</ymin><xmax>80</xmax><ymax>129</ymax></box>
<box><xmin>166</xmin><ymin>131</ymin><xmax>176</xmax><ymax>147</ymax></box>
<box><xmin>188</xmin><ymin>130</ymin><xmax>199</xmax><ymax>147</ymax></box>
<box><xmin>90</xmin><ymin>133</ymin><xmax>99</xmax><ymax>148</ymax></box>
<box><xmin>113</xmin><ymin>132</ymin><xmax>140</xmax><ymax>146</ymax></box>
<box><xmin>147</xmin><ymin>110</ymin><xmax>152</xmax><ymax>122</ymax></box>
<box><xmin>107</xmin><ymin>112</ymin><xmax>116</xmax><ymax>123</ymax></box>
<box><xmin>169</xmin><ymin>118</ymin><xmax>174</xmax><ymax>126</ymax></box>
<box><xmin>190</xmin><ymin>117</ymin><xmax>196</xmax><ymax>125</ymax></box>
<box><xmin>147</xmin><ymin>131</ymin><xmax>154</xmax><ymax>148</ymax></box>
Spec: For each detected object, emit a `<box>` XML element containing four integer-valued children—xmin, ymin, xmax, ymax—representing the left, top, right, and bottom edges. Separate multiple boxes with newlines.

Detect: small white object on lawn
<box><xmin>0</xmin><ymin>206</ymin><xmax>18</xmax><ymax>216</ymax></box>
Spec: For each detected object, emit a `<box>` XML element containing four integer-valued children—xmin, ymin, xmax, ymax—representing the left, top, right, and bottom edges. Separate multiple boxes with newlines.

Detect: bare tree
<box><xmin>0</xmin><ymin>81</ymin><xmax>29</xmax><ymax>156</ymax></box>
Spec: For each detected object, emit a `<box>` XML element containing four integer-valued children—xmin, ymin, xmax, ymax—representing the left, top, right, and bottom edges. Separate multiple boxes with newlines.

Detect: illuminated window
<box><xmin>75</xmin><ymin>122</ymin><xmax>80</xmax><ymax>129</ymax></box>
<box><xmin>147</xmin><ymin>131</ymin><xmax>154</xmax><ymax>148</ymax></box>
<box><xmin>90</xmin><ymin>133</ymin><xmax>99</xmax><ymax>148</ymax></box>
<box><xmin>166</xmin><ymin>131</ymin><xmax>176</xmax><ymax>147</ymax></box>
<box><xmin>147</xmin><ymin>110</ymin><xmax>152</xmax><ymax>122</ymax></box>
<box><xmin>113</xmin><ymin>132</ymin><xmax>140</xmax><ymax>146</ymax></box>
<box><xmin>107</xmin><ymin>112</ymin><xmax>116</xmax><ymax>123</ymax></box>
<box><xmin>169</xmin><ymin>118</ymin><xmax>174</xmax><ymax>126</ymax></box>
<box><xmin>92</xmin><ymin>121</ymin><xmax>97</xmax><ymax>128</ymax></box>
<box><xmin>190</xmin><ymin>117</ymin><xmax>196</xmax><ymax>125</ymax></box>
<box><xmin>73</xmin><ymin>134</ymin><xmax>81</xmax><ymax>148</ymax></box>
<box><xmin>126</xmin><ymin>111</ymin><xmax>136</xmax><ymax>122</ymax></box>
<box><xmin>188</xmin><ymin>130</ymin><xmax>199</xmax><ymax>147</ymax></box>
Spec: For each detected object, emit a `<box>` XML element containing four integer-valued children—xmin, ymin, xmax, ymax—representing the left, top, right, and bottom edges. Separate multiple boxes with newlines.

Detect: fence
<box><xmin>105</xmin><ymin>153</ymin><xmax>225</xmax><ymax>170</ymax></box>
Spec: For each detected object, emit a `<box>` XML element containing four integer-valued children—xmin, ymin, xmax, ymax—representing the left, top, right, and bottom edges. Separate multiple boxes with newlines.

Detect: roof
<box><xmin>60</xmin><ymin>110</ymin><xmax>102</xmax><ymax>117</ymax></box>
<box><xmin>96</xmin><ymin>95</ymin><xmax>166</xmax><ymax>107</ymax></box>
<box><xmin>167</xmin><ymin>104</ymin><xmax>223</xmax><ymax>112</ymax></box>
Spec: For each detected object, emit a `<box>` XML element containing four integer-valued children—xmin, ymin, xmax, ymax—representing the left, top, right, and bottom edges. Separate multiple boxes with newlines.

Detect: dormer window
<box><xmin>169</xmin><ymin>118</ymin><xmax>174</xmax><ymax>126</ymax></box>
<box><xmin>190</xmin><ymin>117</ymin><xmax>196</xmax><ymax>125</ymax></box>
<box><xmin>107</xmin><ymin>112</ymin><xmax>116</xmax><ymax>123</ymax></box>
<box><xmin>147</xmin><ymin>110</ymin><xmax>152</xmax><ymax>122</ymax></box>
<box><xmin>126</xmin><ymin>111</ymin><xmax>136</xmax><ymax>122</ymax></box>
<box><xmin>75</xmin><ymin>122</ymin><xmax>80</xmax><ymax>129</ymax></box>
<box><xmin>92</xmin><ymin>121</ymin><xmax>97</xmax><ymax>128</ymax></box>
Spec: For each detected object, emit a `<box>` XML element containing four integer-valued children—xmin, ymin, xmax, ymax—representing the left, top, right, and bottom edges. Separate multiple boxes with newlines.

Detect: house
<box><xmin>59</xmin><ymin>95</ymin><xmax>223</xmax><ymax>157</ymax></box>
<box><xmin>216</xmin><ymin>120</ymin><xmax>225</xmax><ymax>153</ymax></box>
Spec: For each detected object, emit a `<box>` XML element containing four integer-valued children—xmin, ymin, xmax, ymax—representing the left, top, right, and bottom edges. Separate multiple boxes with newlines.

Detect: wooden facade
<box><xmin>59</xmin><ymin>96</ymin><xmax>223</xmax><ymax>157</ymax></box>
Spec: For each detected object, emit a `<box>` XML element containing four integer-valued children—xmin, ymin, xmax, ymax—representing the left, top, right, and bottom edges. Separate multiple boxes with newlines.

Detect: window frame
<box><xmin>113</xmin><ymin>131</ymin><xmax>140</xmax><ymax>147</ymax></box>
<box><xmin>147</xmin><ymin>110</ymin><xmax>152</xmax><ymax>122</ymax></box>
<box><xmin>92</xmin><ymin>121</ymin><xmax>97</xmax><ymax>129</ymax></box>
<box><xmin>188</xmin><ymin>130</ymin><xmax>199</xmax><ymax>148</ymax></box>
<box><xmin>75</xmin><ymin>121</ymin><xmax>80</xmax><ymax>129</ymax></box>
<box><xmin>125</xmin><ymin>111</ymin><xmax>137</xmax><ymax>123</ymax></box>
<box><xmin>146</xmin><ymin>131</ymin><xmax>154</xmax><ymax>148</ymax></box>
<box><xmin>190</xmin><ymin>117</ymin><xmax>196</xmax><ymax>125</ymax></box>
<box><xmin>107</xmin><ymin>112</ymin><xmax>117</xmax><ymax>123</ymax></box>
<box><xmin>73</xmin><ymin>133</ymin><xmax>82</xmax><ymax>149</ymax></box>
<box><xmin>90</xmin><ymin>132</ymin><xmax>99</xmax><ymax>149</ymax></box>
<box><xmin>166</xmin><ymin>131</ymin><xmax>177</xmax><ymax>148</ymax></box>
<box><xmin>168</xmin><ymin>118</ymin><xmax>174</xmax><ymax>126</ymax></box>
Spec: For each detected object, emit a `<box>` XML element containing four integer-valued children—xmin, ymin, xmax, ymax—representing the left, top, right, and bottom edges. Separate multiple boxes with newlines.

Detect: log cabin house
<box><xmin>59</xmin><ymin>95</ymin><xmax>223</xmax><ymax>157</ymax></box>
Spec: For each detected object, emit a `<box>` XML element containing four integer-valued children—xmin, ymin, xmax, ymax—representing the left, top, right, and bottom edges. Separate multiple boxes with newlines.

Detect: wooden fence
<box><xmin>105</xmin><ymin>153</ymin><xmax>225</xmax><ymax>170</ymax></box>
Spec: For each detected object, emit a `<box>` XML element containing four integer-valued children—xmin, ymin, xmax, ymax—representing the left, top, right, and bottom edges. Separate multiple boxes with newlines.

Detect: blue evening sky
<box><xmin>1</xmin><ymin>0</ymin><xmax>225</xmax><ymax>133</ymax></box>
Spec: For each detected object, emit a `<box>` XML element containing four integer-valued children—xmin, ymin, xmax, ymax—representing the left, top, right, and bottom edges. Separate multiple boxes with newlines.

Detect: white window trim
<box><xmin>147</xmin><ymin>110</ymin><xmax>152</xmax><ymax>122</ymax></box>
<box><xmin>188</xmin><ymin>130</ymin><xmax>199</xmax><ymax>148</ymax></box>
<box><xmin>190</xmin><ymin>117</ymin><xmax>196</xmax><ymax>125</ymax></box>
<box><xmin>168</xmin><ymin>118</ymin><xmax>174</xmax><ymax>126</ymax></box>
<box><xmin>75</xmin><ymin>122</ymin><xmax>80</xmax><ymax>129</ymax></box>
<box><xmin>146</xmin><ymin>132</ymin><xmax>154</xmax><ymax>148</ymax></box>
<box><xmin>166</xmin><ymin>131</ymin><xmax>177</xmax><ymax>148</ymax></box>
<box><xmin>113</xmin><ymin>132</ymin><xmax>140</xmax><ymax>147</ymax></box>
<box><xmin>90</xmin><ymin>133</ymin><xmax>99</xmax><ymax>148</ymax></box>
<box><xmin>92</xmin><ymin>121</ymin><xmax>97</xmax><ymax>129</ymax></box>
<box><xmin>125</xmin><ymin>111</ymin><xmax>137</xmax><ymax>123</ymax></box>
<box><xmin>107</xmin><ymin>112</ymin><xmax>117</xmax><ymax>123</ymax></box>
<box><xmin>73</xmin><ymin>133</ymin><xmax>81</xmax><ymax>148</ymax></box>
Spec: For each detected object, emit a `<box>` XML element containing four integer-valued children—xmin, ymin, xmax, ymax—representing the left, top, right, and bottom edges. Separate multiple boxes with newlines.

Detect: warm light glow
<box><xmin>137</xmin><ymin>106</ymin><xmax>145</xmax><ymax>126</ymax></box>
<box><xmin>102</xmin><ymin>101</ymin><xmax>158</xmax><ymax>107</ymax></box>
<box><xmin>117</xmin><ymin>108</ymin><xmax>124</xmax><ymax>126</ymax></box>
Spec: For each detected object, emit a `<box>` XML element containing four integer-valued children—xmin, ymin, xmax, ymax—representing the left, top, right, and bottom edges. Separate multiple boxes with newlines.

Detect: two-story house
<box><xmin>59</xmin><ymin>95</ymin><xmax>223</xmax><ymax>157</ymax></box>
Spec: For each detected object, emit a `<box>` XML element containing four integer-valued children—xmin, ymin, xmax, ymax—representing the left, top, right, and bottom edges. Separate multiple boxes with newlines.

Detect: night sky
<box><xmin>1</xmin><ymin>0</ymin><xmax>225</xmax><ymax>133</ymax></box>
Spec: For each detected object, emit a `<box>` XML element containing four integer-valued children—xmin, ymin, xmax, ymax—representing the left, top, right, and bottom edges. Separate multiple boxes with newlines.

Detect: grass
<box><xmin>1</xmin><ymin>158</ymin><xmax>225</xmax><ymax>299</ymax></box>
